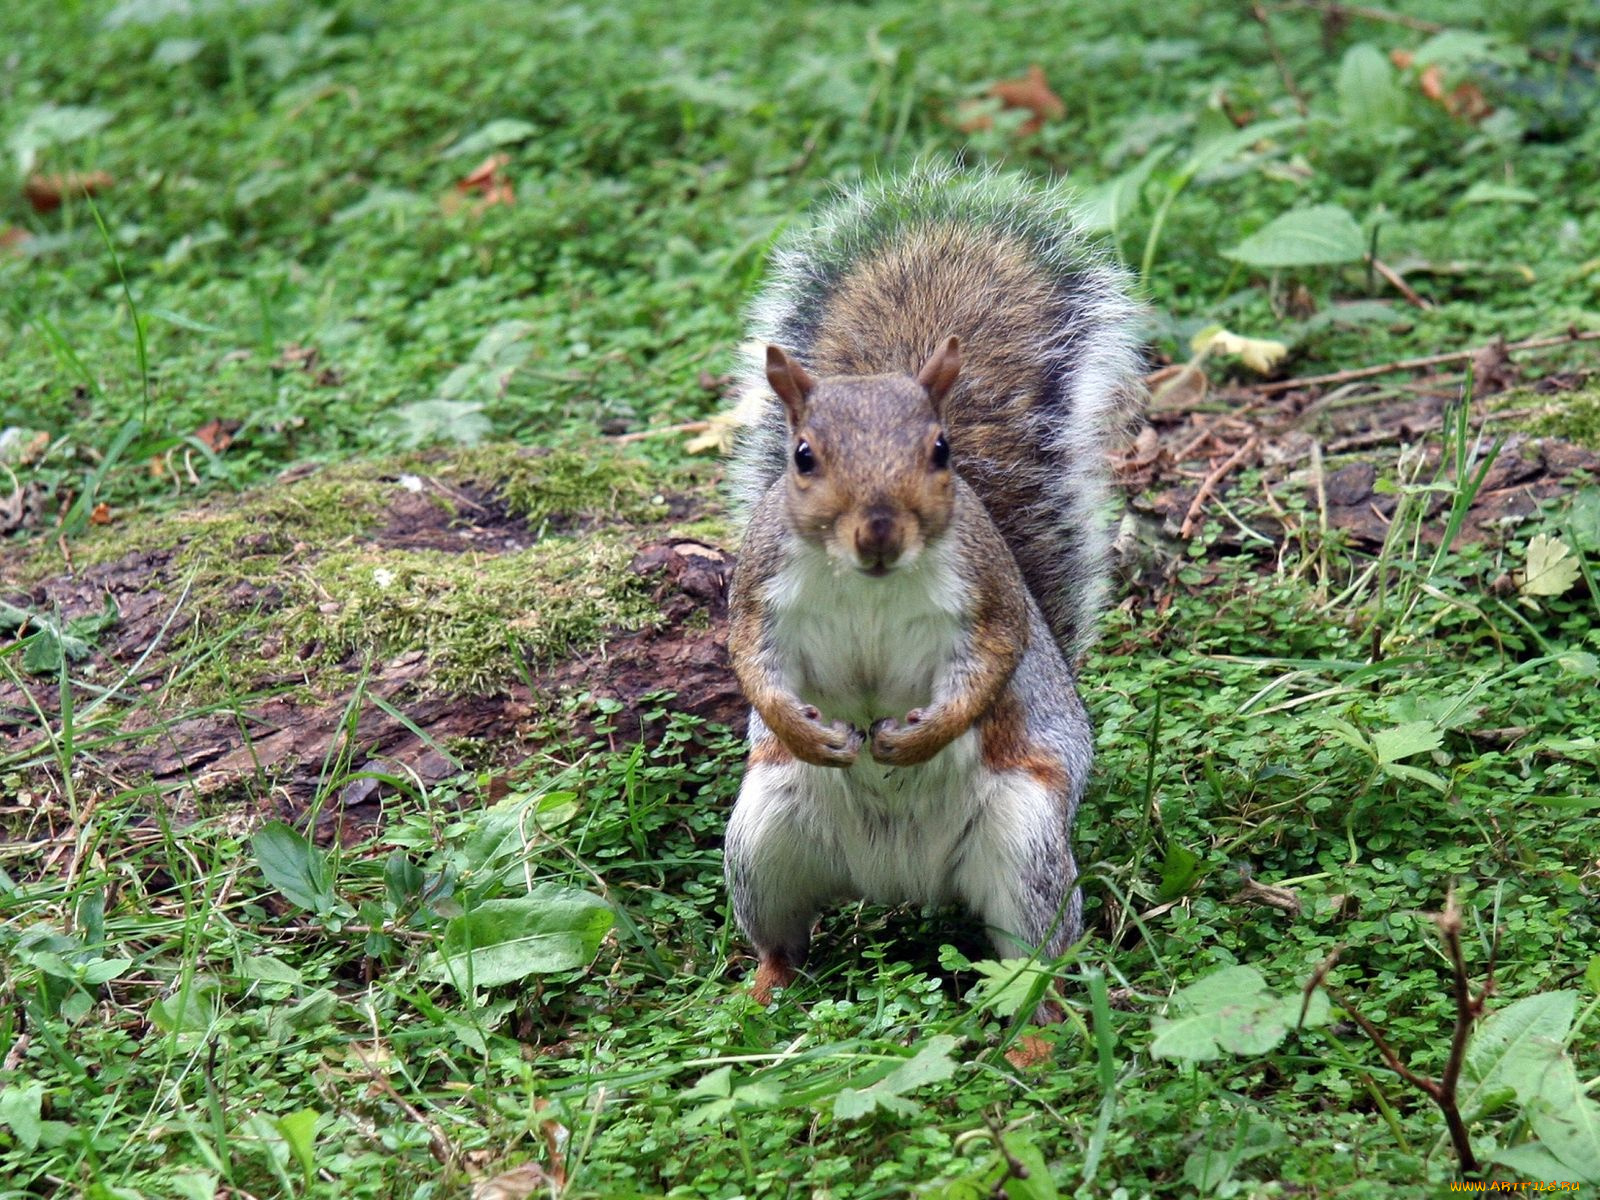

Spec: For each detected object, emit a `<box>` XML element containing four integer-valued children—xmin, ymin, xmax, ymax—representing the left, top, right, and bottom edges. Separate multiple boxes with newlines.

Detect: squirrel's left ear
<box><xmin>917</xmin><ymin>335</ymin><xmax>961</xmax><ymax>414</ymax></box>
<box><xmin>766</xmin><ymin>344</ymin><xmax>816</xmax><ymax>428</ymax></box>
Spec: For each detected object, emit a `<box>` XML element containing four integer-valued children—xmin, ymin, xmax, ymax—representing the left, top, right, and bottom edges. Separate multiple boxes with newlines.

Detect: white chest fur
<box><xmin>762</xmin><ymin>540</ymin><xmax>969</xmax><ymax>728</ymax></box>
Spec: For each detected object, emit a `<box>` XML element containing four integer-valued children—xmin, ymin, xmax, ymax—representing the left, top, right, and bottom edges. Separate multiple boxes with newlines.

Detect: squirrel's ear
<box><xmin>766</xmin><ymin>344</ymin><xmax>815</xmax><ymax>426</ymax></box>
<box><xmin>916</xmin><ymin>335</ymin><xmax>961</xmax><ymax>413</ymax></box>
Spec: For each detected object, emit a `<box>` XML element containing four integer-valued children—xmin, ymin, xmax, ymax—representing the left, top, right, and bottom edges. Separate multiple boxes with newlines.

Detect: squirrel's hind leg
<box><xmin>725</xmin><ymin>744</ymin><xmax>847</xmax><ymax>1002</ymax></box>
<box><xmin>955</xmin><ymin>766</ymin><xmax>1084</xmax><ymax>965</ymax></box>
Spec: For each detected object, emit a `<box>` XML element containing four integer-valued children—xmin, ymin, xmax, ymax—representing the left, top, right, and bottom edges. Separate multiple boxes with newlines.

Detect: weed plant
<box><xmin>3</xmin><ymin>0</ymin><xmax>1600</xmax><ymax>1195</ymax></box>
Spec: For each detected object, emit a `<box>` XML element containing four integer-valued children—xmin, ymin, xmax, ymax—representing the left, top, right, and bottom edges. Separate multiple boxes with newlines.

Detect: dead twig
<box><xmin>1316</xmin><ymin>890</ymin><xmax>1493</xmax><ymax>1177</ymax></box>
<box><xmin>1179</xmin><ymin>436</ymin><xmax>1260</xmax><ymax>538</ymax></box>
<box><xmin>1252</xmin><ymin>2</ymin><xmax>1311</xmax><ymax>116</ymax></box>
<box><xmin>1278</xmin><ymin>0</ymin><xmax>1598</xmax><ymax>71</ymax></box>
<box><xmin>1252</xmin><ymin>328</ymin><xmax>1600</xmax><ymax>395</ymax></box>
<box><xmin>609</xmin><ymin>419</ymin><xmax>711</xmax><ymax>444</ymax></box>
<box><xmin>1370</xmin><ymin>257</ymin><xmax>1433</xmax><ymax>310</ymax></box>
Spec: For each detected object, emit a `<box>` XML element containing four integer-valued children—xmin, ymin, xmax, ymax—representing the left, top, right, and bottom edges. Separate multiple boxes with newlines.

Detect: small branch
<box><xmin>1252</xmin><ymin>328</ymin><xmax>1600</xmax><ymax>395</ymax></box>
<box><xmin>609</xmin><ymin>419</ymin><xmax>712</xmax><ymax>444</ymax></box>
<box><xmin>1179</xmin><ymin>436</ymin><xmax>1260</xmax><ymax>538</ymax></box>
<box><xmin>1435</xmin><ymin>891</ymin><xmax>1492</xmax><ymax>1176</ymax></box>
<box><xmin>1252</xmin><ymin>2</ymin><xmax>1311</xmax><ymax>116</ymax></box>
<box><xmin>1370</xmin><ymin>257</ymin><xmax>1433</xmax><ymax>310</ymax></box>
<box><xmin>1277</xmin><ymin>1</ymin><xmax>1598</xmax><ymax>70</ymax></box>
<box><xmin>1278</xmin><ymin>0</ymin><xmax>1444</xmax><ymax>34</ymax></box>
<box><xmin>1315</xmin><ymin>891</ymin><xmax>1492</xmax><ymax>1178</ymax></box>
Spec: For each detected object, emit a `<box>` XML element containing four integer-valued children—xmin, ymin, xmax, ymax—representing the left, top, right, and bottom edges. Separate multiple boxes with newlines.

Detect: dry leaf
<box><xmin>1391</xmin><ymin>51</ymin><xmax>1492</xmax><ymax>123</ymax></box>
<box><xmin>194</xmin><ymin>418</ymin><xmax>237</xmax><ymax>453</ymax></box>
<box><xmin>471</xmin><ymin>1164</ymin><xmax>550</xmax><ymax>1200</ymax></box>
<box><xmin>23</xmin><ymin>170</ymin><xmax>114</xmax><ymax>214</ymax></box>
<box><xmin>1190</xmin><ymin>327</ymin><xmax>1290</xmax><ymax>375</ymax></box>
<box><xmin>1518</xmin><ymin>534</ymin><xmax>1580</xmax><ymax>598</ymax></box>
<box><xmin>684</xmin><ymin>408</ymin><xmax>745</xmax><ymax>455</ymax></box>
<box><xmin>89</xmin><ymin>501</ymin><xmax>113</xmax><ymax>525</ymax></box>
<box><xmin>444</xmin><ymin>153</ymin><xmax>515</xmax><ymax>216</ymax></box>
<box><xmin>991</xmin><ymin>65</ymin><xmax>1065</xmax><ymax>134</ymax></box>
<box><xmin>959</xmin><ymin>65</ymin><xmax>1065</xmax><ymax>135</ymax></box>
<box><xmin>1145</xmin><ymin>363</ymin><xmax>1209</xmax><ymax>413</ymax></box>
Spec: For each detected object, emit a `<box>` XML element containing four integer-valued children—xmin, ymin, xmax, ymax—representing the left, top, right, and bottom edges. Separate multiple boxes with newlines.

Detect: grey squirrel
<box><xmin>722</xmin><ymin>166</ymin><xmax>1142</xmax><ymax>1004</ymax></box>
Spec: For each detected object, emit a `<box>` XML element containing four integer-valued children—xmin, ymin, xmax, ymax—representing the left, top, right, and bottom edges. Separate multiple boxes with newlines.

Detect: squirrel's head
<box><xmin>766</xmin><ymin>336</ymin><xmax>961</xmax><ymax>576</ymax></box>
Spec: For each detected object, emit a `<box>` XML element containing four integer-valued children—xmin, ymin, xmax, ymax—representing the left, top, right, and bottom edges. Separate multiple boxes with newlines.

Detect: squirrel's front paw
<box><xmin>869</xmin><ymin>710</ymin><xmax>944</xmax><ymax>767</ymax></box>
<box><xmin>789</xmin><ymin>706</ymin><xmax>864</xmax><ymax>767</ymax></box>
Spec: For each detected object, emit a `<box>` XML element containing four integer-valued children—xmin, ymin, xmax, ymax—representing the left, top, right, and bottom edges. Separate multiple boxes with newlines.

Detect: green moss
<box><xmin>447</xmin><ymin>444</ymin><xmax>684</xmax><ymax>528</ymax></box>
<box><xmin>1492</xmin><ymin>381</ymin><xmax>1600</xmax><ymax>449</ymax></box>
<box><xmin>14</xmin><ymin>442</ymin><xmax>725</xmax><ymax>703</ymax></box>
<box><xmin>283</xmin><ymin>537</ymin><xmax>655</xmax><ymax>693</ymax></box>
<box><xmin>13</xmin><ymin>472</ymin><xmax>399</xmax><ymax>584</ymax></box>
<box><xmin>667</xmin><ymin>513</ymin><xmax>736</xmax><ymax>547</ymax></box>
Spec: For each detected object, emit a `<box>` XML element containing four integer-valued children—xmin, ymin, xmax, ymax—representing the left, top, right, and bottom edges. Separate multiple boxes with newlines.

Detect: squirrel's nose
<box><xmin>855</xmin><ymin>506</ymin><xmax>903</xmax><ymax>570</ymax></box>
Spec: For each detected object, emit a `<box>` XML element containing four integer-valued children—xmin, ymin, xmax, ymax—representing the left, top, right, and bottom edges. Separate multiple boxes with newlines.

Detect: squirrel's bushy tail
<box><xmin>728</xmin><ymin>164</ymin><xmax>1143</xmax><ymax>661</ymax></box>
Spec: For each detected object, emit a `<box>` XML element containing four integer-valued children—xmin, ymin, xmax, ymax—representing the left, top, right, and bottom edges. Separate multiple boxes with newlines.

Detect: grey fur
<box><xmin>728</xmin><ymin>164</ymin><xmax>1143</xmax><ymax>660</ymax></box>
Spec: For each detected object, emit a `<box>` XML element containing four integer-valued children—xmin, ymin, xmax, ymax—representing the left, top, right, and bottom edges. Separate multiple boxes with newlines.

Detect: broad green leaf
<box><xmin>1526</xmin><ymin>1061</ymin><xmax>1600</xmax><ymax>1183</ymax></box>
<box><xmin>267</xmin><ymin>989</ymin><xmax>338</xmax><ymax>1040</ymax></box>
<box><xmin>442</xmin><ymin>118</ymin><xmax>539</xmax><ymax>159</ymax></box>
<box><xmin>275</xmin><ymin>1109</ymin><xmax>321</xmax><ymax>1183</ymax></box>
<box><xmin>151</xmin><ymin>37</ymin><xmax>205</xmax><ymax>66</ymax></box>
<box><xmin>1338</xmin><ymin>44</ymin><xmax>1403</xmax><ymax>134</ymax></box>
<box><xmin>999</xmin><ymin>1132</ymin><xmax>1059</xmax><ymax>1200</ymax></box>
<box><xmin>1586</xmin><ymin>956</ymin><xmax>1600</xmax><ymax>996</ymax></box>
<box><xmin>1156</xmin><ymin>842</ymin><xmax>1201</xmax><ymax>902</ymax></box>
<box><xmin>1075</xmin><ymin>144</ymin><xmax>1174</xmax><ymax>234</ymax></box>
<box><xmin>1568</xmin><ymin>488</ymin><xmax>1600</xmax><ymax>550</ymax></box>
<box><xmin>381</xmin><ymin>399</ymin><xmax>491</xmax><ymax>449</ymax></box>
<box><xmin>1555</xmin><ymin>651</ymin><xmax>1599</xmax><ymax>678</ymax></box>
<box><xmin>833</xmin><ymin>1035</ymin><xmax>960</xmax><ymax>1121</ymax></box>
<box><xmin>7</xmin><ymin>103</ymin><xmax>113</xmax><ymax>174</ymax></box>
<box><xmin>1413</xmin><ymin>30</ymin><xmax>1502</xmax><ymax>68</ymax></box>
<box><xmin>1491</xmin><ymin>1142</ymin><xmax>1578</xmax><ymax>1181</ymax></box>
<box><xmin>1462</xmin><ymin>991</ymin><xmax>1577</xmax><ymax>1117</ymax></box>
<box><xmin>1520</xmin><ymin>534</ymin><xmax>1580</xmax><ymax>597</ymax></box>
<box><xmin>682</xmin><ymin>1066</ymin><xmax>781</xmax><ymax>1127</ymax></box>
<box><xmin>383</xmin><ymin>851</ymin><xmax>426</xmax><ymax>909</ymax></box>
<box><xmin>684</xmin><ymin>1065</ymin><xmax>733</xmax><ymax>1101</ymax></box>
<box><xmin>1150</xmin><ymin>966</ymin><xmax>1327</xmax><ymax>1061</ymax></box>
<box><xmin>1372</xmin><ymin>721</ymin><xmax>1444</xmax><ymax>764</ymax></box>
<box><xmin>967</xmin><ymin>958</ymin><xmax>1054</xmax><ymax>1018</ymax></box>
<box><xmin>1224</xmin><ymin>205</ymin><xmax>1366</xmax><ymax>268</ymax></box>
<box><xmin>430</xmin><ymin>887</ymin><xmax>613</xmax><ymax>990</ymax></box>
<box><xmin>79</xmin><ymin>956</ymin><xmax>133</xmax><ymax>986</ymax></box>
<box><xmin>150</xmin><ymin>981</ymin><xmax>217</xmax><ymax>1033</ymax></box>
<box><xmin>1461</xmin><ymin>181</ymin><xmax>1539</xmax><ymax>206</ymax></box>
<box><xmin>0</xmin><ymin>1082</ymin><xmax>44</xmax><ymax>1151</ymax></box>
<box><xmin>168</xmin><ymin>1173</ymin><xmax>221</xmax><ymax>1200</ymax></box>
<box><xmin>252</xmin><ymin>821</ymin><xmax>334</xmax><ymax>913</ymax></box>
<box><xmin>239</xmin><ymin>956</ymin><xmax>303</xmax><ymax>985</ymax></box>
<box><xmin>1180</xmin><ymin>116</ymin><xmax>1304</xmax><ymax>185</ymax></box>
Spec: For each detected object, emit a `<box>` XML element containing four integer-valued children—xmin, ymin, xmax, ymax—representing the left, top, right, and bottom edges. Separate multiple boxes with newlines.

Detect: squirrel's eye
<box><xmin>794</xmin><ymin>439</ymin><xmax>816</xmax><ymax>474</ymax></box>
<box><xmin>931</xmin><ymin>434</ymin><xmax>950</xmax><ymax>470</ymax></box>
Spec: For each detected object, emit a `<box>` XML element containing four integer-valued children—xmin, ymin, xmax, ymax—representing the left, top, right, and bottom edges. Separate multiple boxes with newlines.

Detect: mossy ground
<box><xmin>3</xmin><ymin>0</ymin><xmax>1600</xmax><ymax>1196</ymax></box>
<box><xmin>4</xmin><ymin>443</ymin><xmax>713</xmax><ymax>711</ymax></box>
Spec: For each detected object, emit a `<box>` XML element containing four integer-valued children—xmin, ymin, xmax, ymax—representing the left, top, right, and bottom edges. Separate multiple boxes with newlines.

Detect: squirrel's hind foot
<box><xmin>750</xmin><ymin>951</ymin><xmax>799</xmax><ymax>1004</ymax></box>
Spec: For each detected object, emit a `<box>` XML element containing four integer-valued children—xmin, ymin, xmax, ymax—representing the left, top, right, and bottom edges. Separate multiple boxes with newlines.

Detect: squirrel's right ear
<box><xmin>916</xmin><ymin>335</ymin><xmax>961</xmax><ymax>414</ymax></box>
<box><xmin>765</xmin><ymin>345</ymin><xmax>816</xmax><ymax>427</ymax></box>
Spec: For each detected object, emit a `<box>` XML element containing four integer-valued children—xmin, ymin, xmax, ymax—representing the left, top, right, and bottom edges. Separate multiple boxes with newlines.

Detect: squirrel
<box><xmin>722</xmin><ymin>165</ymin><xmax>1142</xmax><ymax>1006</ymax></box>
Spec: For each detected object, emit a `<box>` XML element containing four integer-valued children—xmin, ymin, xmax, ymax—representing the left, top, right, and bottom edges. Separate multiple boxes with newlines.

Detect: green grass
<box><xmin>4</xmin><ymin>0</ymin><xmax>1600</xmax><ymax>1195</ymax></box>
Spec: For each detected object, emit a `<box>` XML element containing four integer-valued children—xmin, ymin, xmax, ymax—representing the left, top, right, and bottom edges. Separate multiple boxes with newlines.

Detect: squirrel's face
<box><xmin>785</xmin><ymin>379</ymin><xmax>956</xmax><ymax>575</ymax></box>
<box><xmin>766</xmin><ymin>338</ymin><xmax>963</xmax><ymax>576</ymax></box>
